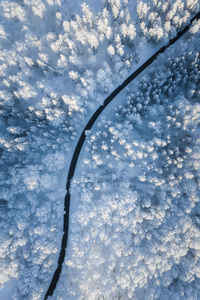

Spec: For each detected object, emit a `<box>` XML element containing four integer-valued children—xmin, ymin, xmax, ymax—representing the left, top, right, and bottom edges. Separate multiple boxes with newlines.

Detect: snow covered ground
<box><xmin>0</xmin><ymin>280</ymin><xmax>17</xmax><ymax>300</ymax></box>
<box><xmin>0</xmin><ymin>0</ymin><xmax>200</xmax><ymax>299</ymax></box>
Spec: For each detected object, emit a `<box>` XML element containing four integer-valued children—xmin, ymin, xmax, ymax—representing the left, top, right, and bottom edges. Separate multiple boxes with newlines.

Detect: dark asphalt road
<box><xmin>44</xmin><ymin>11</ymin><xmax>200</xmax><ymax>299</ymax></box>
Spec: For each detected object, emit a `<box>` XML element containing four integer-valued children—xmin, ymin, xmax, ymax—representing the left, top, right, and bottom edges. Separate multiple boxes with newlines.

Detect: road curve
<box><xmin>44</xmin><ymin>11</ymin><xmax>200</xmax><ymax>299</ymax></box>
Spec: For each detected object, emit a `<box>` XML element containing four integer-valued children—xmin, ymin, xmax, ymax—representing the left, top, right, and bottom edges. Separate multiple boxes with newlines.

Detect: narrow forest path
<box><xmin>44</xmin><ymin>11</ymin><xmax>200</xmax><ymax>300</ymax></box>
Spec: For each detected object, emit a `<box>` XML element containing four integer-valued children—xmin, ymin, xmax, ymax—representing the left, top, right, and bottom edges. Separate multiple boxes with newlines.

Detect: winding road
<box><xmin>44</xmin><ymin>11</ymin><xmax>200</xmax><ymax>299</ymax></box>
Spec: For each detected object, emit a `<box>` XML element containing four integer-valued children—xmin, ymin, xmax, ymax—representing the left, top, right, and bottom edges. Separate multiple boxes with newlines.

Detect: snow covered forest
<box><xmin>0</xmin><ymin>0</ymin><xmax>200</xmax><ymax>299</ymax></box>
